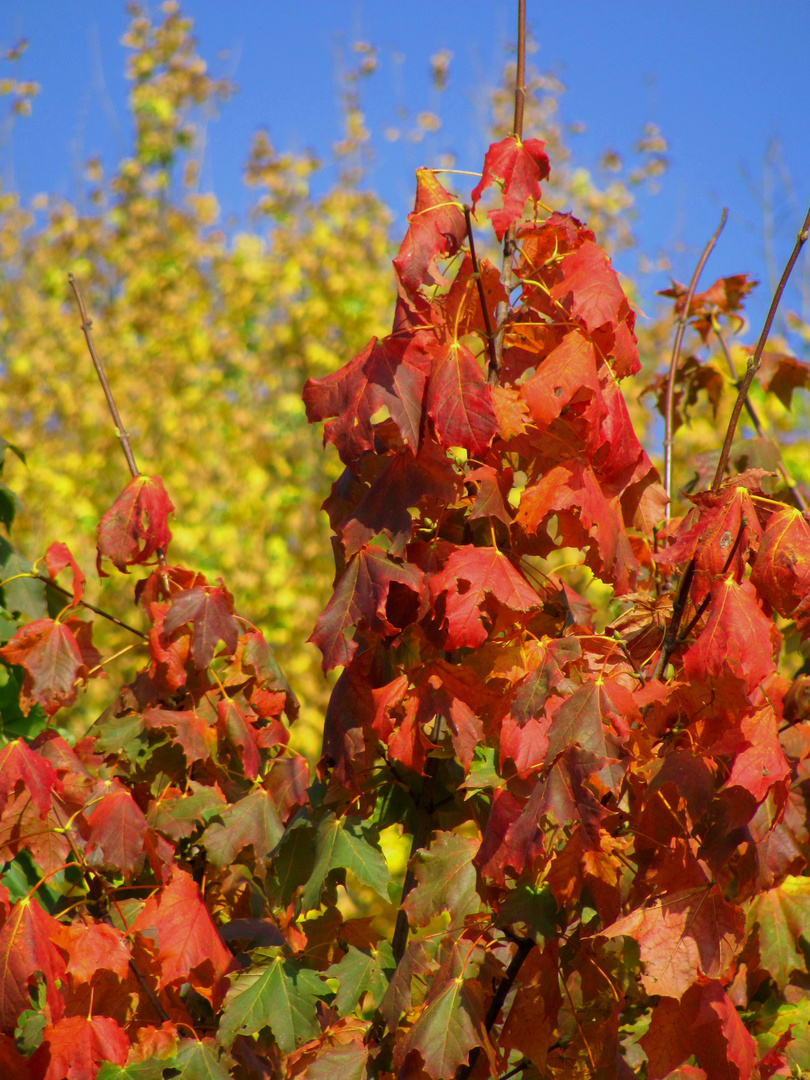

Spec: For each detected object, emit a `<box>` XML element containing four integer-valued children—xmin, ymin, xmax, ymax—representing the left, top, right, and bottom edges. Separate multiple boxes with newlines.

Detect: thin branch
<box><xmin>33</xmin><ymin>573</ymin><xmax>147</xmax><ymax>638</ymax></box>
<box><xmin>490</xmin><ymin>0</ymin><xmax>527</xmax><ymax>384</ymax></box>
<box><xmin>651</xmin><ymin>558</ymin><xmax>695</xmax><ymax>681</ymax></box>
<box><xmin>464</xmin><ymin>204</ymin><xmax>498</xmax><ymax>377</ymax></box>
<box><xmin>68</xmin><ymin>274</ymin><xmax>139</xmax><ymax>480</ymax></box>
<box><xmin>454</xmin><ymin>937</ymin><xmax>535</xmax><ymax>1080</ymax></box>
<box><xmin>663</xmin><ymin>209</ymin><xmax>727</xmax><ymax>511</ymax></box>
<box><xmin>513</xmin><ymin>0</ymin><xmax>526</xmax><ymax>142</ymax></box>
<box><xmin>712</xmin><ymin>320</ymin><xmax>807</xmax><ymax>510</ymax></box>
<box><xmin>712</xmin><ymin>198</ymin><xmax>810</xmax><ymax>490</ymax></box>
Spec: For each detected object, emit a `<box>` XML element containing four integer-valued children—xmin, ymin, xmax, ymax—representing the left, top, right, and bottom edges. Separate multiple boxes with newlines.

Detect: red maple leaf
<box><xmin>33</xmin><ymin>1014</ymin><xmax>128</xmax><ymax>1080</ymax></box>
<box><xmin>750</xmin><ymin>506</ymin><xmax>810</xmax><ymax>625</ymax></box>
<box><xmin>43</xmin><ymin>542</ymin><xmax>85</xmax><ymax>606</ymax></box>
<box><xmin>0</xmin><ymin>617</ymin><xmax>100</xmax><ymax>716</ymax></box>
<box><xmin>640</xmin><ymin>980</ymin><xmax>756</xmax><ymax>1080</ymax></box>
<box><xmin>519</xmin><ymin>328</ymin><xmax>603</xmax><ymax>430</ymax></box>
<box><xmin>338</xmin><ymin>440</ymin><xmax>462</xmax><ymax>559</ymax></box>
<box><xmin>85</xmin><ymin>784</ymin><xmax>148</xmax><ymax>875</ymax></box>
<box><xmin>0</xmin><ymin>897</ymin><xmax>66</xmax><ymax>1033</ymax></box>
<box><xmin>302</xmin><ymin>334</ymin><xmax>428</xmax><ymax>465</ymax></box>
<box><xmin>424</xmin><ymin>339</ymin><xmax>499</xmax><ymax>457</ymax></box>
<box><xmin>96</xmin><ymin>475</ymin><xmax>174</xmax><ymax>574</ymax></box>
<box><xmin>471</xmin><ymin>135</ymin><xmax>550</xmax><ymax>241</ymax></box>
<box><xmin>52</xmin><ymin>922</ymin><xmax>131</xmax><ymax>984</ymax></box>
<box><xmin>516</xmin><ymin>460</ymin><xmax>636</xmax><ymax>593</ymax></box>
<box><xmin>550</xmin><ymin>241</ymin><xmax>631</xmax><ymax>334</ymax></box>
<box><xmin>162</xmin><ymin>585</ymin><xmax>240</xmax><ymax>670</ymax></box>
<box><xmin>0</xmin><ymin>739</ymin><xmax>58</xmax><ymax>817</ymax></box>
<box><xmin>442</xmin><ymin>253</ymin><xmax>508</xmax><ymax>341</ymax></box>
<box><xmin>132</xmin><ymin>868</ymin><xmax>232</xmax><ymax>1008</ymax></box>
<box><xmin>603</xmin><ymin>886</ymin><xmax>744</xmax><ymax>999</ymax></box>
<box><xmin>429</xmin><ymin>545</ymin><xmax>541</xmax><ymax>649</ymax></box>
<box><xmin>144</xmin><ymin>708</ymin><xmax>216</xmax><ymax>765</ymax></box>
<box><xmin>682</xmin><ymin>579</ymin><xmax>776</xmax><ymax>695</ymax></box>
<box><xmin>393</xmin><ymin>168</ymin><xmax>466</xmax><ymax>293</ymax></box>
<box><xmin>311</xmin><ymin>545</ymin><xmax>425</xmax><ymax>670</ymax></box>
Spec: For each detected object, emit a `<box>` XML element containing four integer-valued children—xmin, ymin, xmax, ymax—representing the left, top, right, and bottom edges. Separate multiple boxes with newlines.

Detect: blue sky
<box><xmin>1</xmin><ymin>1</ymin><xmax>808</xmax><ymax>338</ymax></box>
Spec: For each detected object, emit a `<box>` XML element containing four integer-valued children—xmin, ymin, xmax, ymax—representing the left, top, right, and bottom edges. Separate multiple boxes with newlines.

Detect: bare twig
<box><xmin>663</xmin><ymin>210</ymin><xmax>728</xmax><ymax>511</ymax></box>
<box><xmin>68</xmin><ymin>274</ymin><xmax>139</xmax><ymax>480</ymax></box>
<box><xmin>34</xmin><ymin>573</ymin><xmax>147</xmax><ymax>638</ymax></box>
<box><xmin>491</xmin><ymin>0</ymin><xmax>527</xmax><ymax>384</ymax></box>
<box><xmin>712</xmin><ymin>198</ymin><xmax>810</xmax><ymax>490</ymax></box>
<box><xmin>464</xmin><ymin>205</ymin><xmax>498</xmax><ymax>377</ymax></box>
<box><xmin>712</xmin><ymin>319</ymin><xmax>807</xmax><ymax>510</ymax></box>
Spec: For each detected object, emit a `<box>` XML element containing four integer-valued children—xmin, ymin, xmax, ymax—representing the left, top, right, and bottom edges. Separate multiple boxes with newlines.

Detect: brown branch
<box><xmin>663</xmin><ymin>209</ymin><xmax>727</xmax><ymax>511</ymax></box>
<box><xmin>711</xmin><ymin>198</ymin><xmax>810</xmax><ymax>491</ymax></box>
<box><xmin>513</xmin><ymin>0</ymin><xmax>526</xmax><ymax>142</ymax></box>
<box><xmin>712</xmin><ymin>320</ymin><xmax>807</xmax><ymax>510</ymax></box>
<box><xmin>464</xmin><ymin>205</ymin><xmax>498</xmax><ymax>378</ymax></box>
<box><xmin>490</xmin><ymin>0</ymin><xmax>527</xmax><ymax>384</ymax></box>
<box><xmin>34</xmin><ymin>573</ymin><xmax>148</xmax><ymax>638</ymax></box>
<box><xmin>455</xmin><ymin>936</ymin><xmax>535</xmax><ymax>1080</ymax></box>
<box><xmin>651</xmin><ymin>558</ymin><xmax>695</xmax><ymax>681</ymax></box>
<box><xmin>68</xmin><ymin>274</ymin><xmax>139</xmax><ymax>480</ymax></box>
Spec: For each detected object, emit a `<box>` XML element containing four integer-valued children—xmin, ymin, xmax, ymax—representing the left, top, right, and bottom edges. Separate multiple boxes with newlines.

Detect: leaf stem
<box><xmin>663</xmin><ymin>209</ymin><xmax>727</xmax><ymax>512</ymax></box>
<box><xmin>68</xmin><ymin>274</ymin><xmax>140</xmax><ymax>480</ymax></box>
<box><xmin>711</xmin><ymin>197</ymin><xmax>810</xmax><ymax>491</ymax></box>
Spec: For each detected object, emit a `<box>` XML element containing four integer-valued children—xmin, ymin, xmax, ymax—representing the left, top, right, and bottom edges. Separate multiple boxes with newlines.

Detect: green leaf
<box><xmin>202</xmin><ymin>787</ymin><xmax>284</xmax><ymax>867</ymax></box>
<box><xmin>324</xmin><ymin>941</ymin><xmax>395</xmax><ymax>1015</ymax></box>
<box><xmin>748</xmin><ymin>874</ymin><xmax>810</xmax><ymax>985</ymax></box>
<box><xmin>0</xmin><ymin>539</ymin><xmax>47</xmax><ymax>619</ymax></box>
<box><xmin>97</xmin><ymin>1061</ymin><xmax>173</xmax><ymax>1080</ymax></box>
<box><xmin>0</xmin><ymin>663</ymin><xmax>47</xmax><ymax>741</ymax></box>
<box><xmin>0</xmin><ymin>481</ymin><xmax>18</xmax><ymax>529</ymax></box>
<box><xmin>174</xmin><ymin>1039</ymin><xmax>231</xmax><ymax>1080</ymax></box>
<box><xmin>218</xmin><ymin>948</ymin><xmax>322</xmax><ymax>1054</ymax></box>
<box><xmin>301</xmin><ymin>812</ymin><xmax>392</xmax><ymax>912</ymax></box>
<box><xmin>496</xmin><ymin>882</ymin><xmax>558</xmax><ymax>943</ymax></box>
<box><xmin>90</xmin><ymin>710</ymin><xmax>147</xmax><ymax>757</ymax></box>
<box><xmin>402</xmin><ymin>832</ymin><xmax>480</xmax><ymax>928</ymax></box>
<box><xmin>270</xmin><ymin>811</ymin><xmax>315</xmax><ymax>907</ymax></box>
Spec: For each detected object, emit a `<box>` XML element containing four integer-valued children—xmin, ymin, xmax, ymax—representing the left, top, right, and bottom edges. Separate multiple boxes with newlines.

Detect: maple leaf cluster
<box><xmin>1</xmin><ymin>130</ymin><xmax>810</xmax><ymax>1080</ymax></box>
<box><xmin>297</xmin><ymin>137</ymin><xmax>810</xmax><ymax>1078</ymax></box>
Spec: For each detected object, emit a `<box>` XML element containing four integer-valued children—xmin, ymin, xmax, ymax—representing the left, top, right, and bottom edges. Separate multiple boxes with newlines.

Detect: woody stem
<box><xmin>663</xmin><ymin>209</ymin><xmax>727</xmax><ymax>512</ymax></box>
<box><xmin>711</xmin><ymin>198</ymin><xmax>810</xmax><ymax>490</ymax></box>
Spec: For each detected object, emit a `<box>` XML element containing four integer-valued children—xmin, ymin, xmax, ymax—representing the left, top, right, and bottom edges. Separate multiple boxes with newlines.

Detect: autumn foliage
<box><xmin>2</xmin><ymin>13</ymin><xmax>810</xmax><ymax>1080</ymax></box>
